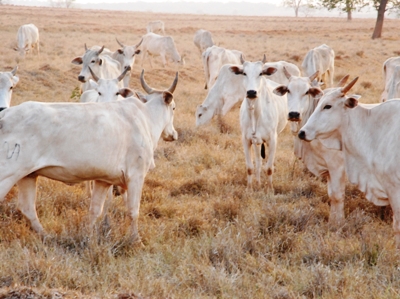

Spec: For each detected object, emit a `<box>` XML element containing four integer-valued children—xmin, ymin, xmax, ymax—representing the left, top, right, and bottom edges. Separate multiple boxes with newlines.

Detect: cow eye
<box><xmin>323</xmin><ymin>105</ymin><xmax>332</xmax><ymax>110</ymax></box>
<box><xmin>243</xmin><ymin>73</ymin><xmax>247</xmax><ymax>76</ymax></box>
<box><xmin>259</xmin><ymin>73</ymin><xmax>263</xmax><ymax>76</ymax></box>
<box><xmin>116</xmin><ymin>92</ymin><xmax>119</xmax><ymax>96</ymax></box>
<box><xmin>198</xmin><ymin>113</ymin><xmax>202</xmax><ymax>117</ymax></box>
<box><xmin>98</xmin><ymin>92</ymin><xmax>102</xmax><ymax>96</ymax></box>
<box><xmin>173</xmin><ymin>107</ymin><xmax>176</xmax><ymax>111</ymax></box>
<box><xmin>91</xmin><ymin>60</ymin><xmax>95</xmax><ymax>63</ymax></box>
<box><xmin>9</xmin><ymin>86</ymin><xmax>13</xmax><ymax>90</ymax></box>
<box><xmin>305</xmin><ymin>91</ymin><xmax>309</xmax><ymax>95</ymax></box>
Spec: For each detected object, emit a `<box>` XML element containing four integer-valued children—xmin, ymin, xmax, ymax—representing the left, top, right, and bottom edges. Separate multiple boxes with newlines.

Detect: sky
<box><xmin>74</xmin><ymin>0</ymin><xmax>282</xmax><ymax>4</ymax></box>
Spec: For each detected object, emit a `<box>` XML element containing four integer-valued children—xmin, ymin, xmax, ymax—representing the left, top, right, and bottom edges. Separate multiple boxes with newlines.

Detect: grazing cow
<box><xmin>0</xmin><ymin>66</ymin><xmax>19</xmax><ymax>110</ymax></box>
<box><xmin>14</xmin><ymin>24</ymin><xmax>40</xmax><ymax>57</ymax></box>
<box><xmin>146</xmin><ymin>20</ymin><xmax>165</xmax><ymax>35</ymax></box>
<box><xmin>298</xmin><ymin>77</ymin><xmax>400</xmax><ymax>248</ymax></box>
<box><xmin>202</xmin><ymin>45</ymin><xmax>243</xmax><ymax>89</ymax></box>
<box><xmin>0</xmin><ymin>70</ymin><xmax>178</xmax><ymax>242</ymax></box>
<box><xmin>229</xmin><ymin>57</ymin><xmax>288</xmax><ymax>189</ymax></box>
<box><xmin>381</xmin><ymin>57</ymin><xmax>400</xmax><ymax>102</ymax></box>
<box><xmin>71</xmin><ymin>44</ymin><xmax>122</xmax><ymax>93</ymax></box>
<box><xmin>196</xmin><ymin>60</ymin><xmax>300</xmax><ymax>127</ymax></box>
<box><xmin>386</xmin><ymin>65</ymin><xmax>400</xmax><ymax>101</ymax></box>
<box><xmin>193</xmin><ymin>29</ymin><xmax>214</xmax><ymax>54</ymax></box>
<box><xmin>140</xmin><ymin>33</ymin><xmax>185</xmax><ymax>68</ymax></box>
<box><xmin>111</xmin><ymin>38</ymin><xmax>143</xmax><ymax>88</ymax></box>
<box><xmin>301</xmin><ymin>44</ymin><xmax>334</xmax><ymax>88</ymax></box>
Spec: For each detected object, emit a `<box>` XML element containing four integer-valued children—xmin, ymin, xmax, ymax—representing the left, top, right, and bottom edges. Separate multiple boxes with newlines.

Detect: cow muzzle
<box><xmin>288</xmin><ymin>111</ymin><xmax>301</xmax><ymax>121</ymax></box>
<box><xmin>163</xmin><ymin>130</ymin><xmax>178</xmax><ymax>142</ymax></box>
<box><xmin>78</xmin><ymin>75</ymin><xmax>86</xmax><ymax>83</ymax></box>
<box><xmin>246</xmin><ymin>90</ymin><xmax>257</xmax><ymax>99</ymax></box>
<box><xmin>298</xmin><ymin>130</ymin><xmax>307</xmax><ymax>141</ymax></box>
<box><xmin>0</xmin><ymin>107</ymin><xmax>7</xmax><ymax>112</ymax></box>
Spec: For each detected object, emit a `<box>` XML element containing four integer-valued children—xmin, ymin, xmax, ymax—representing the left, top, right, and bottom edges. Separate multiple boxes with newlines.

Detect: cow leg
<box><xmin>160</xmin><ymin>54</ymin><xmax>167</xmax><ymax>68</ymax></box>
<box><xmin>243</xmin><ymin>137</ymin><xmax>253</xmax><ymax>189</ymax></box>
<box><xmin>264</xmin><ymin>134</ymin><xmax>277</xmax><ymax>191</ymax></box>
<box><xmin>388</xmin><ymin>193</ymin><xmax>400</xmax><ymax>249</ymax></box>
<box><xmin>326</xmin><ymin>166</ymin><xmax>346</xmax><ymax>227</ymax></box>
<box><xmin>16</xmin><ymin>176</ymin><xmax>44</xmax><ymax>234</ymax></box>
<box><xmin>88</xmin><ymin>180</ymin><xmax>112</xmax><ymax>227</ymax></box>
<box><xmin>253</xmin><ymin>143</ymin><xmax>262</xmax><ymax>186</ymax></box>
<box><xmin>125</xmin><ymin>174</ymin><xmax>145</xmax><ymax>242</ymax></box>
<box><xmin>141</xmin><ymin>51</ymin><xmax>148</xmax><ymax>68</ymax></box>
<box><xmin>0</xmin><ymin>177</ymin><xmax>18</xmax><ymax>202</ymax></box>
<box><xmin>84</xmin><ymin>181</ymin><xmax>92</xmax><ymax>198</ymax></box>
<box><xmin>36</xmin><ymin>41</ymin><xmax>40</xmax><ymax>56</ymax></box>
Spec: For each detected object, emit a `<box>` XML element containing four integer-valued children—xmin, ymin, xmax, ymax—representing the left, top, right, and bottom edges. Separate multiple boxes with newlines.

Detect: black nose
<box><xmin>288</xmin><ymin>111</ymin><xmax>300</xmax><ymax>120</ymax></box>
<box><xmin>247</xmin><ymin>90</ymin><xmax>257</xmax><ymax>98</ymax></box>
<box><xmin>78</xmin><ymin>75</ymin><xmax>86</xmax><ymax>83</ymax></box>
<box><xmin>298</xmin><ymin>130</ymin><xmax>306</xmax><ymax>140</ymax></box>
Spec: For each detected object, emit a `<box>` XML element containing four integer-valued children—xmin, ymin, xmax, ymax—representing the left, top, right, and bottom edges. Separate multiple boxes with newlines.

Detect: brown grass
<box><xmin>1</xmin><ymin>4</ymin><xmax>400</xmax><ymax>299</ymax></box>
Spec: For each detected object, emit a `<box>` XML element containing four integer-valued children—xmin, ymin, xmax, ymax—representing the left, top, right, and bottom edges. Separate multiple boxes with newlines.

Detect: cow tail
<box><xmin>261</xmin><ymin>143</ymin><xmax>266</xmax><ymax>159</ymax></box>
<box><xmin>203</xmin><ymin>50</ymin><xmax>210</xmax><ymax>89</ymax></box>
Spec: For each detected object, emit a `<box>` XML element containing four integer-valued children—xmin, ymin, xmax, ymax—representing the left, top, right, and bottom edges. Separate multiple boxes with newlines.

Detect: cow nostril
<box><xmin>298</xmin><ymin>130</ymin><xmax>306</xmax><ymax>140</ymax></box>
<box><xmin>288</xmin><ymin>112</ymin><xmax>300</xmax><ymax>119</ymax></box>
<box><xmin>247</xmin><ymin>90</ymin><xmax>257</xmax><ymax>98</ymax></box>
<box><xmin>78</xmin><ymin>76</ymin><xmax>85</xmax><ymax>82</ymax></box>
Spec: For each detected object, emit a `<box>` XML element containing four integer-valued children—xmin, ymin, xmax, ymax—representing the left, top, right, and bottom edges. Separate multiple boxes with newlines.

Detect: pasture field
<box><xmin>1</xmin><ymin>5</ymin><xmax>400</xmax><ymax>298</ymax></box>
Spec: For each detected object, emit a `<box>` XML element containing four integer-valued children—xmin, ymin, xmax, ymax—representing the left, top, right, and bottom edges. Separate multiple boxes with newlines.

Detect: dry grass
<box><xmin>1</xmin><ymin>5</ymin><xmax>400</xmax><ymax>299</ymax></box>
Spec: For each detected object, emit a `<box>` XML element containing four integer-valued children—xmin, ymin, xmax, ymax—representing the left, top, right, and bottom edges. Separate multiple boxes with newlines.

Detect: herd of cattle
<box><xmin>2</xmin><ymin>21</ymin><xmax>400</xmax><ymax>249</ymax></box>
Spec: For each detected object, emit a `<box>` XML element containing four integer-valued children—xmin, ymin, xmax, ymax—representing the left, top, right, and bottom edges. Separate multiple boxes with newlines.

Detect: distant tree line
<box><xmin>282</xmin><ymin>0</ymin><xmax>400</xmax><ymax>38</ymax></box>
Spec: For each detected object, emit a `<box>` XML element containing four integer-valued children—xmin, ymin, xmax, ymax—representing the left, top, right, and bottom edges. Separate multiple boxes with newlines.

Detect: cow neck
<box><xmin>300</xmin><ymin>94</ymin><xmax>319</xmax><ymax>128</ymax></box>
<box><xmin>143</xmin><ymin>97</ymin><xmax>168</xmax><ymax>151</ymax></box>
<box><xmin>246</xmin><ymin>96</ymin><xmax>261</xmax><ymax>136</ymax></box>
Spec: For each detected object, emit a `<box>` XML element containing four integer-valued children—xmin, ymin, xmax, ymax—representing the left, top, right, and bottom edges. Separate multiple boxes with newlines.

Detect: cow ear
<box><xmin>13</xmin><ymin>47</ymin><xmax>18</xmax><ymax>51</ymax></box>
<box><xmin>262</xmin><ymin>67</ymin><xmax>277</xmax><ymax>76</ymax></box>
<box><xmin>118</xmin><ymin>88</ymin><xmax>134</xmax><ymax>98</ymax></box>
<box><xmin>163</xmin><ymin>91</ymin><xmax>174</xmax><ymax>104</ymax></box>
<box><xmin>88</xmin><ymin>79</ymin><xmax>98</xmax><ymax>90</ymax></box>
<box><xmin>135</xmin><ymin>49</ymin><xmax>141</xmax><ymax>55</ymax></box>
<box><xmin>98</xmin><ymin>58</ymin><xmax>103</xmax><ymax>66</ymax></box>
<box><xmin>273</xmin><ymin>85</ymin><xmax>288</xmax><ymax>96</ymax></box>
<box><xmin>71</xmin><ymin>57</ymin><xmax>83</xmax><ymax>65</ymax></box>
<box><xmin>308</xmin><ymin>87</ymin><xmax>323</xmax><ymax>100</ymax></box>
<box><xmin>117</xmin><ymin>49</ymin><xmax>123</xmax><ymax>54</ymax></box>
<box><xmin>344</xmin><ymin>96</ymin><xmax>359</xmax><ymax>108</ymax></box>
<box><xmin>230</xmin><ymin>66</ymin><xmax>243</xmax><ymax>75</ymax></box>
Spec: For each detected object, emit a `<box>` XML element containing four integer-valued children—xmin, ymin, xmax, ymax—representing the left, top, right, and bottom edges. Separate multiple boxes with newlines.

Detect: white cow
<box><xmin>146</xmin><ymin>20</ymin><xmax>165</xmax><ymax>35</ymax></box>
<box><xmin>71</xmin><ymin>44</ymin><xmax>122</xmax><ymax>93</ymax></box>
<box><xmin>381</xmin><ymin>57</ymin><xmax>400</xmax><ymax>102</ymax></box>
<box><xmin>0</xmin><ymin>70</ymin><xmax>178</xmax><ymax>242</ymax></box>
<box><xmin>298</xmin><ymin>77</ymin><xmax>400</xmax><ymax>248</ymax></box>
<box><xmin>80</xmin><ymin>67</ymin><xmax>134</xmax><ymax>103</ymax></box>
<box><xmin>301</xmin><ymin>44</ymin><xmax>334</xmax><ymax>88</ymax></box>
<box><xmin>0</xmin><ymin>66</ymin><xmax>19</xmax><ymax>110</ymax></box>
<box><xmin>196</xmin><ymin>60</ymin><xmax>300</xmax><ymax>127</ymax></box>
<box><xmin>273</xmin><ymin>69</ymin><xmax>349</xmax><ymax>225</ymax></box>
<box><xmin>111</xmin><ymin>38</ymin><xmax>142</xmax><ymax>88</ymax></box>
<box><xmin>229</xmin><ymin>57</ymin><xmax>288</xmax><ymax>189</ymax></box>
<box><xmin>193</xmin><ymin>29</ymin><xmax>214</xmax><ymax>54</ymax></box>
<box><xmin>202</xmin><ymin>45</ymin><xmax>243</xmax><ymax>89</ymax></box>
<box><xmin>140</xmin><ymin>33</ymin><xmax>185</xmax><ymax>68</ymax></box>
<box><xmin>14</xmin><ymin>24</ymin><xmax>40</xmax><ymax>57</ymax></box>
<box><xmin>386</xmin><ymin>65</ymin><xmax>400</xmax><ymax>101</ymax></box>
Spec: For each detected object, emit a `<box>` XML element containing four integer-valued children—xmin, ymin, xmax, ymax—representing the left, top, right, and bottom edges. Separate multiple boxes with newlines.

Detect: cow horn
<box><xmin>11</xmin><ymin>65</ymin><xmax>18</xmax><ymax>76</ymax></box>
<box><xmin>341</xmin><ymin>77</ymin><xmax>359</xmax><ymax>94</ymax></box>
<box><xmin>337</xmin><ymin>74</ymin><xmax>350</xmax><ymax>87</ymax></box>
<box><xmin>309</xmin><ymin>71</ymin><xmax>319</xmax><ymax>82</ymax></box>
<box><xmin>262</xmin><ymin>54</ymin><xmax>267</xmax><ymax>64</ymax></box>
<box><xmin>117</xmin><ymin>66</ymin><xmax>131</xmax><ymax>82</ymax></box>
<box><xmin>88</xmin><ymin>66</ymin><xmax>99</xmax><ymax>82</ymax></box>
<box><xmin>167</xmin><ymin>72</ymin><xmax>179</xmax><ymax>94</ymax></box>
<box><xmin>140</xmin><ymin>69</ymin><xmax>156</xmax><ymax>94</ymax></box>
<box><xmin>283</xmin><ymin>67</ymin><xmax>291</xmax><ymax>80</ymax></box>
<box><xmin>116</xmin><ymin>37</ymin><xmax>124</xmax><ymax>48</ymax></box>
<box><xmin>136</xmin><ymin>38</ymin><xmax>143</xmax><ymax>48</ymax></box>
<box><xmin>97</xmin><ymin>45</ymin><xmax>104</xmax><ymax>55</ymax></box>
<box><xmin>240</xmin><ymin>54</ymin><xmax>245</xmax><ymax>64</ymax></box>
<box><xmin>84</xmin><ymin>43</ymin><xmax>88</xmax><ymax>51</ymax></box>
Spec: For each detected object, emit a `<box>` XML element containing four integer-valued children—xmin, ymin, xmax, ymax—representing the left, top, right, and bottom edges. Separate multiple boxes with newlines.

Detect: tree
<box><xmin>49</xmin><ymin>0</ymin><xmax>75</xmax><ymax>8</ymax></box>
<box><xmin>282</xmin><ymin>0</ymin><xmax>303</xmax><ymax>17</ymax></box>
<box><xmin>319</xmin><ymin>0</ymin><xmax>368</xmax><ymax>20</ymax></box>
<box><xmin>371</xmin><ymin>0</ymin><xmax>400</xmax><ymax>39</ymax></box>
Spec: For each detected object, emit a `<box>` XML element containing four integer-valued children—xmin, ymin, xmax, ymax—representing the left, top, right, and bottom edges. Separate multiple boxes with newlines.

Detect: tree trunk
<box><xmin>372</xmin><ymin>0</ymin><xmax>388</xmax><ymax>39</ymax></box>
<box><xmin>295</xmin><ymin>6</ymin><xmax>299</xmax><ymax>17</ymax></box>
<box><xmin>347</xmin><ymin>10</ymin><xmax>352</xmax><ymax>21</ymax></box>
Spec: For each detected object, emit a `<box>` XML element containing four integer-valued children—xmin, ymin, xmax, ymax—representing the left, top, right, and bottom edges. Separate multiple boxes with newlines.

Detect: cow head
<box><xmin>273</xmin><ymin>69</ymin><xmax>323</xmax><ymax>126</ymax></box>
<box><xmin>115</xmin><ymin>38</ymin><xmax>142</xmax><ymax>71</ymax></box>
<box><xmin>14</xmin><ymin>45</ymin><xmax>30</xmax><ymax>57</ymax></box>
<box><xmin>140</xmin><ymin>69</ymin><xmax>178</xmax><ymax>142</ymax></box>
<box><xmin>195</xmin><ymin>104</ymin><xmax>214</xmax><ymax>126</ymax></box>
<box><xmin>71</xmin><ymin>44</ymin><xmax>105</xmax><ymax>83</ymax></box>
<box><xmin>229</xmin><ymin>55</ymin><xmax>276</xmax><ymax>100</ymax></box>
<box><xmin>87</xmin><ymin>66</ymin><xmax>134</xmax><ymax>102</ymax></box>
<box><xmin>0</xmin><ymin>66</ymin><xmax>19</xmax><ymax>109</ymax></box>
<box><xmin>298</xmin><ymin>77</ymin><xmax>359</xmax><ymax>148</ymax></box>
